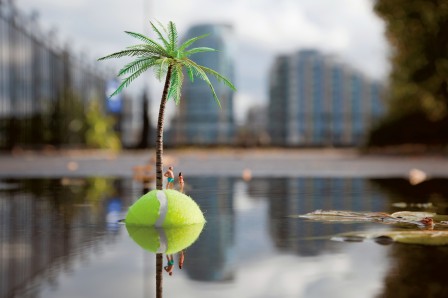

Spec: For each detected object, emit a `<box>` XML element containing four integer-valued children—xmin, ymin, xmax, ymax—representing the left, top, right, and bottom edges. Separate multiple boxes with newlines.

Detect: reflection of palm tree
<box><xmin>156</xmin><ymin>253</ymin><xmax>163</xmax><ymax>297</ymax></box>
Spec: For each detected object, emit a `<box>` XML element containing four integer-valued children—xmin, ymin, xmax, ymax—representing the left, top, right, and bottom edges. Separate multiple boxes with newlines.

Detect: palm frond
<box><xmin>98</xmin><ymin>49</ymin><xmax>152</xmax><ymax>60</ymax></box>
<box><xmin>156</xmin><ymin>20</ymin><xmax>169</xmax><ymax>36</ymax></box>
<box><xmin>150</xmin><ymin>21</ymin><xmax>170</xmax><ymax>49</ymax></box>
<box><xmin>117</xmin><ymin>56</ymin><xmax>159</xmax><ymax>77</ymax></box>
<box><xmin>167</xmin><ymin>21</ymin><xmax>178</xmax><ymax>52</ymax></box>
<box><xmin>178</xmin><ymin>34</ymin><xmax>209</xmax><ymax>52</ymax></box>
<box><xmin>125</xmin><ymin>44</ymin><xmax>166</xmax><ymax>56</ymax></box>
<box><xmin>125</xmin><ymin>31</ymin><xmax>166</xmax><ymax>53</ymax></box>
<box><xmin>109</xmin><ymin>60</ymin><xmax>154</xmax><ymax>97</ymax></box>
<box><xmin>99</xmin><ymin>20</ymin><xmax>235</xmax><ymax>107</ymax></box>
<box><xmin>168</xmin><ymin>64</ymin><xmax>184</xmax><ymax>104</ymax></box>
<box><xmin>198</xmin><ymin>64</ymin><xmax>236</xmax><ymax>91</ymax></box>
<box><xmin>184</xmin><ymin>47</ymin><xmax>217</xmax><ymax>56</ymax></box>
<box><xmin>155</xmin><ymin>57</ymin><xmax>170</xmax><ymax>81</ymax></box>
<box><xmin>185</xmin><ymin>64</ymin><xmax>195</xmax><ymax>82</ymax></box>
<box><xmin>124</xmin><ymin>31</ymin><xmax>166</xmax><ymax>52</ymax></box>
<box><xmin>183</xmin><ymin>60</ymin><xmax>221</xmax><ymax>108</ymax></box>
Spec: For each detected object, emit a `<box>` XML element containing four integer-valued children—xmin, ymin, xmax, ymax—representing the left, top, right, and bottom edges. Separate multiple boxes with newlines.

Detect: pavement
<box><xmin>0</xmin><ymin>148</ymin><xmax>448</xmax><ymax>179</ymax></box>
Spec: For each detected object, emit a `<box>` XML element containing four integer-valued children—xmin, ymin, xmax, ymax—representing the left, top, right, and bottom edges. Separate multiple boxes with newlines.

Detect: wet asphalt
<box><xmin>0</xmin><ymin>148</ymin><xmax>447</xmax><ymax>179</ymax></box>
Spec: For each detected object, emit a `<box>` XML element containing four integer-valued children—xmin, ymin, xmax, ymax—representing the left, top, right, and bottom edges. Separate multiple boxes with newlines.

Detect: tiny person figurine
<box><xmin>164</xmin><ymin>254</ymin><xmax>174</xmax><ymax>276</ymax></box>
<box><xmin>178</xmin><ymin>250</ymin><xmax>185</xmax><ymax>269</ymax></box>
<box><xmin>178</xmin><ymin>172</ymin><xmax>184</xmax><ymax>193</ymax></box>
<box><xmin>164</xmin><ymin>166</ymin><xmax>174</xmax><ymax>189</ymax></box>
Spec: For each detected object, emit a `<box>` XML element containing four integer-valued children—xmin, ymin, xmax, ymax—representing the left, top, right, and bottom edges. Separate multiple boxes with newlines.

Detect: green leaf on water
<box><xmin>294</xmin><ymin>210</ymin><xmax>437</xmax><ymax>228</ymax></box>
<box><xmin>333</xmin><ymin>230</ymin><xmax>448</xmax><ymax>246</ymax></box>
<box><xmin>295</xmin><ymin>209</ymin><xmax>448</xmax><ymax>246</ymax></box>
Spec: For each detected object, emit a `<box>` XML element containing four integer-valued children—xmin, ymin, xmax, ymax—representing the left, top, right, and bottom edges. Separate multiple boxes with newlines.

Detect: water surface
<box><xmin>1</xmin><ymin>176</ymin><xmax>448</xmax><ymax>298</ymax></box>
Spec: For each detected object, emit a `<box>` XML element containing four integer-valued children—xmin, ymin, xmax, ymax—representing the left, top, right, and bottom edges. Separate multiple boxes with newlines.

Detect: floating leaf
<box><xmin>333</xmin><ymin>230</ymin><xmax>448</xmax><ymax>246</ymax></box>
<box><xmin>296</xmin><ymin>210</ymin><xmax>438</xmax><ymax>229</ymax></box>
<box><xmin>390</xmin><ymin>211</ymin><xmax>436</xmax><ymax>220</ymax></box>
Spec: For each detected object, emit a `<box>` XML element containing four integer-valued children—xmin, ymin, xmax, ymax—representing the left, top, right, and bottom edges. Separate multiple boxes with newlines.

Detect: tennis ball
<box><xmin>125</xmin><ymin>189</ymin><xmax>206</xmax><ymax>227</ymax></box>
<box><xmin>126</xmin><ymin>223</ymin><xmax>205</xmax><ymax>254</ymax></box>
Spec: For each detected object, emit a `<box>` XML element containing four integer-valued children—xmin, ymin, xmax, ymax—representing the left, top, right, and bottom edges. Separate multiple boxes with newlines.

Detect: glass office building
<box><xmin>170</xmin><ymin>24</ymin><xmax>235</xmax><ymax>146</ymax></box>
<box><xmin>268</xmin><ymin>49</ymin><xmax>385</xmax><ymax>147</ymax></box>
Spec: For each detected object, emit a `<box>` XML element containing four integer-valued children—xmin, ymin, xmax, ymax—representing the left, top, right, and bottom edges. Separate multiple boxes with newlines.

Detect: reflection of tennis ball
<box><xmin>125</xmin><ymin>189</ymin><xmax>205</xmax><ymax>227</ymax></box>
<box><xmin>126</xmin><ymin>223</ymin><xmax>205</xmax><ymax>254</ymax></box>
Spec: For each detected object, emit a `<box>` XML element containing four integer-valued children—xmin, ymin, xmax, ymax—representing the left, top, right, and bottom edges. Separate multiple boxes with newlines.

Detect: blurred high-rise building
<box><xmin>268</xmin><ymin>49</ymin><xmax>385</xmax><ymax>147</ymax></box>
<box><xmin>170</xmin><ymin>24</ymin><xmax>235</xmax><ymax>146</ymax></box>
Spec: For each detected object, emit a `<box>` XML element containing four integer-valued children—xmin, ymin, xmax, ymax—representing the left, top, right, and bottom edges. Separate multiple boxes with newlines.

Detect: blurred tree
<box><xmin>136</xmin><ymin>91</ymin><xmax>151</xmax><ymax>149</ymax></box>
<box><xmin>369</xmin><ymin>0</ymin><xmax>448</xmax><ymax>146</ymax></box>
<box><xmin>48</xmin><ymin>91</ymin><xmax>86</xmax><ymax>147</ymax></box>
<box><xmin>85</xmin><ymin>100</ymin><xmax>121</xmax><ymax>151</ymax></box>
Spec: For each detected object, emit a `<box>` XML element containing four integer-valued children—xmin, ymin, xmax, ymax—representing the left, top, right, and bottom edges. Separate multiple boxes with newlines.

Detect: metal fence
<box><xmin>0</xmin><ymin>0</ymin><xmax>108</xmax><ymax>150</ymax></box>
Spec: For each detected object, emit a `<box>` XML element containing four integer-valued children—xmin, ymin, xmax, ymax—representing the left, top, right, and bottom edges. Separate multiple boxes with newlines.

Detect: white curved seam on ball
<box><xmin>155</xmin><ymin>190</ymin><xmax>168</xmax><ymax>228</ymax></box>
<box><xmin>156</xmin><ymin>227</ymin><xmax>168</xmax><ymax>253</ymax></box>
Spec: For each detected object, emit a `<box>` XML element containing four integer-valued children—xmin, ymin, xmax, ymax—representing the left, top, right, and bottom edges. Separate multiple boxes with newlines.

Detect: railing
<box><xmin>0</xmin><ymin>0</ymin><xmax>109</xmax><ymax>150</ymax></box>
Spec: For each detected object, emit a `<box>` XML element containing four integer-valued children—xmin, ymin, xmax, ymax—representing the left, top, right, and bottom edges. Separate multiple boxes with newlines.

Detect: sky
<box><xmin>15</xmin><ymin>0</ymin><xmax>390</xmax><ymax>125</ymax></box>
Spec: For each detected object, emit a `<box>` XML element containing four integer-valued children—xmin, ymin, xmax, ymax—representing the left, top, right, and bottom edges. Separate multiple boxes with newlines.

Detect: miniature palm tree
<box><xmin>99</xmin><ymin>21</ymin><xmax>235</xmax><ymax>190</ymax></box>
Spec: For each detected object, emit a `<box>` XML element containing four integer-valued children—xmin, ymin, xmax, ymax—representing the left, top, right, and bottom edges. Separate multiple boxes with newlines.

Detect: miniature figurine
<box><xmin>164</xmin><ymin>251</ymin><xmax>186</xmax><ymax>276</ymax></box>
<box><xmin>178</xmin><ymin>172</ymin><xmax>185</xmax><ymax>193</ymax></box>
<box><xmin>164</xmin><ymin>254</ymin><xmax>174</xmax><ymax>276</ymax></box>
<box><xmin>178</xmin><ymin>250</ymin><xmax>185</xmax><ymax>269</ymax></box>
<box><xmin>164</xmin><ymin>166</ymin><xmax>174</xmax><ymax>189</ymax></box>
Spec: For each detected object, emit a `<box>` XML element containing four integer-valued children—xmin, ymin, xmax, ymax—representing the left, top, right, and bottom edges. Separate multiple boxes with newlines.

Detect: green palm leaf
<box><xmin>167</xmin><ymin>21</ymin><xmax>178</xmax><ymax>52</ymax></box>
<box><xmin>178</xmin><ymin>34</ymin><xmax>209</xmax><ymax>52</ymax></box>
<box><xmin>110</xmin><ymin>60</ymin><xmax>155</xmax><ymax>97</ymax></box>
<box><xmin>99</xmin><ymin>20</ymin><xmax>235</xmax><ymax>107</ymax></box>
<box><xmin>198</xmin><ymin>65</ymin><xmax>236</xmax><ymax>91</ymax></box>
<box><xmin>185</xmin><ymin>64</ymin><xmax>195</xmax><ymax>82</ymax></box>
<box><xmin>155</xmin><ymin>57</ymin><xmax>169</xmax><ymax>81</ymax></box>
<box><xmin>150</xmin><ymin>21</ymin><xmax>170</xmax><ymax>49</ymax></box>
<box><xmin>118</xmin><ymin>57</ymin><xmax>158</xmax><ymax>77</ymax></box>
<box><xmin>124</xmin><ymin>31</ymin><xmax>165</xmax><ymax>52</ymax></box>
<box><xmin>183</xmin><ymin>60</ymin><xmax>222</xmax><ymax>108</ymax></box>
<box><xmin>184</xmin><ymin>47</ymin><xmax>217</xmax><ymax>56</ymax></box>
<box><xmin>98</xmin><ymin>49</ymin><xmax>151</xmax><ymax>60</ymax></box>
<box><xmin>168</xmin><ymin>64</ymin><xmax>184</xmax><ymax>104</ymax></box>
<box><xmin>125</xmin><ymin>45</ymin><xmax>165</xmax><ymax>57</ymax></box>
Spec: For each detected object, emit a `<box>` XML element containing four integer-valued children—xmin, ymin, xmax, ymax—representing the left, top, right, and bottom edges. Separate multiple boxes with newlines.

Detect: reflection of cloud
<box><xmin>240</xmin><ymin>254</ymin><xmax>351</xmax><ymax>297</ymax></box>
<box><xmin>302</xmin><ymin>245</ymin><xmax>387</xmax><ymax>297</ymax></box>
<box><xmin>39</xmin><ymin>231</ymin><xmax>146</xmax><ymax>298</ymax></box>
<box><xmin>163</xmin><ymin>243</ymin><xmax>389</xmax><ymax>297</ymax></box>
<box><xmin>233</xmin><ymin>246</ymin><xmax>387</xmax><ymax>298</ymax></box>
<box><xmin>35</xmin><ymin>225</ymin><xmax>389</xmax><ymax>298</ymax></box>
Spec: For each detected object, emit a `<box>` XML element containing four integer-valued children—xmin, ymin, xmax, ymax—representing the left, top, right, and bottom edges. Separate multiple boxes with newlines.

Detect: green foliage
<box><xmin>85</xmin><ymin>100</ymin><xmax>121</xmax><ymax>151</ymax></box>
<box><xmin>19</xmin><ymin>178</ymin><xmax>116</xmax><ymax>220</ymax></box>
<box><xmin>48</xmin><ymin>91</ymin><xmax>87</xmax><ymax>146</ymax></box>
<box><xmin>98</xmin><ymin>21</ymin><xmax>236</xmax><ymax>106</ymax></box>
<box><xmin>370</xmin><ymin>0</ymin><xmax>448</xmax><ymax>146</ymax></box>
<box><xmin>368</xmin><ymin>111</ymin><xmax>448</xmax><ymax>146</ymax></box>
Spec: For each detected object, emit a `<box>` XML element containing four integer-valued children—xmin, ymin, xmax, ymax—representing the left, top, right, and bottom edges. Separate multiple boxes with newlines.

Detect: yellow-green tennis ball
<box><xmin>126</xmin><ymin>223</ymin><xmax>205</xmax><ymax>254</ymax></box>
<box><xmin>125</xmin><ymin>189</ymin><xmax>206</xmax><ymax>227</ymax></box>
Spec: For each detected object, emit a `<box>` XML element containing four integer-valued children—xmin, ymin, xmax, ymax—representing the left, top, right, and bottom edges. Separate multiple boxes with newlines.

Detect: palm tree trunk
<box><xmin>156</xmin><ymin>64</ymin><xmax>173</xmax><ymax>190</ymax></box>
<box><xmin>155</xmin><ymin>65</ymin><xmax>173</xmax><ymax>298</ymax></box>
